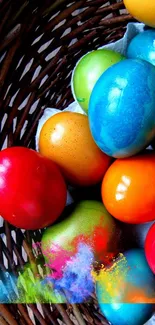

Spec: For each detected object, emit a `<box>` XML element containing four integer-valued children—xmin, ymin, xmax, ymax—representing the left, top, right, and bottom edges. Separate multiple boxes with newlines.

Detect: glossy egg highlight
<box><xmin>127</xmin><ymin>30</ymin><xmax>155</xmax><ymax>66</ymax></box>
<box><xmin>102</xmin><ymin>151</ymin><xmax>155</xmax><ymax>224</ymax></box>
<box><xmin>96</xmin><ymin>249</ymin><xmax>155</xmax><ymax>325</ymax></box>
<box><xmin>124</xmin><ymin>0</ymin><xmax>155</xmax><ymax>28</ymax></box>
<box><xmin>72</xmin><ymin>49</ymin><xmax>125</xmax><ymax>113</ymax></box>
<box><xmin>145</xmin><ymin>222</ymin><xmax>155</xmax><ymax>274</ymax></box>
<box><xmin>88</xmin><ymin>59</ymin><xmax>155</xmax><ymax>158</ymax></box>
<box><xmin>39</xmin><ymin>112</ymin><xmax>111</xmax><ymax>186</ymax></box>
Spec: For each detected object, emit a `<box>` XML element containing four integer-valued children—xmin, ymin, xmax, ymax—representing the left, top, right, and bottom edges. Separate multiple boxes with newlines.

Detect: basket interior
<box><xmin>0</xmin><ymin>1</ymin><xmax>134</xmax><ymax>324</ymax></box>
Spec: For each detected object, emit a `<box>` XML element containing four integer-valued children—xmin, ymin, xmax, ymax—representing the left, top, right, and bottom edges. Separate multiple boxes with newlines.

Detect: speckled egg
<box><xmin>127</xmin><ymin>30</ymin><xmax>155</xmax><ymax>66</ymax></box>
<box><xmin>39</xmin><ymin>111</ymin><xmax>111</xmax><ymax>186</ymax></box>
<box><xmin>88</xmin><ymin>59</ymin><xmax>155</xmax><ymax>158</ymax></box>
<box><xmin>72</xmin><ymin>49</ymin><xmax>125</xmax><ymax>114</ymax></box>
<box><xmin>96</xmin><ymin>249</ymin><xmax>155</xmax><ymax>325</ymax></box>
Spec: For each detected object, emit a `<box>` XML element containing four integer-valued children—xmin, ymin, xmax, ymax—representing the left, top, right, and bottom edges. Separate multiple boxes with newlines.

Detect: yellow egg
<box><xmin>124</xmin><ymin>0</ymin><xmax>155</xmax><ymax>27</ymax></box>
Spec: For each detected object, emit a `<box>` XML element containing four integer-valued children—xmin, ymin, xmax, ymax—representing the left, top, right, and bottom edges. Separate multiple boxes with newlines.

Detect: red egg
<box><xmin>0</xmin><ymin>147</ymin><xmax>67</xmax><ymax>230</ymax></box>
<box><xmin>145</xmin><ymin>222</ymin><xmax>155</xmax><ymax>274</ymax></box>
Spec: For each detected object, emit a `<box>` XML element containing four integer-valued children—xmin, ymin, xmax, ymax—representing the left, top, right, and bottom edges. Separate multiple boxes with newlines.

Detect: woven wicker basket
<box><xmin>0</xmin><ymin>1</ymin><xmax>135</xmax><ymax>324</ymax></box>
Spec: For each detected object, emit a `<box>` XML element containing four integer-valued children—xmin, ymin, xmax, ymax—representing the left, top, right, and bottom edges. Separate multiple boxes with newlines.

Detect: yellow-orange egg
<box><xmin>39</xmin><ymin>112</ymin><xmax>111</xmax><ymax>186</ymax></box>
<box><xmin>124</xmin><ymin>0</ymin><xmax>155</xmax><ymax>28</ymax></box>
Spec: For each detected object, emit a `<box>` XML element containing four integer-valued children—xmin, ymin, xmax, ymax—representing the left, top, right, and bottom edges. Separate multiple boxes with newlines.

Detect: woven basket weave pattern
<box><xmin>0</xmin><ymin>1</ymin><xmax>134</xmax><ymax>324</ymax></box>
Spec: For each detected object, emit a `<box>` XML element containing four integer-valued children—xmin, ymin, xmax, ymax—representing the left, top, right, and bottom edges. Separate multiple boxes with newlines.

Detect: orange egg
<box><xmin>39</xmin><ymin>112</ymin><xmax>111</xmax><ymax>186</ymax></box>
<box><xmin>101</xmin><ymin>151</ymin><xmax>155</xmax><ymax>224</ymax></box>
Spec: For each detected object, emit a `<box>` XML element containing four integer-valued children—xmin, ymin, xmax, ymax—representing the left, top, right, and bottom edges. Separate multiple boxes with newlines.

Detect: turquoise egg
<box><xmin>96</xmin><ymin>249</ymin><xmax>155</xmax><ymax>325</ymax></box>
<box><xmin>88</xmin><ymin>59</ymin><xmax>155</xmax><ymax>158</ymax></box>
<box><xmin>0</xmin><ymin>271</ymin><xmax>17</xmax><ymax>303</ymax></box>
<box><xmin>127</xmin><ymin>30</ymin><xmax>155</xmax><ymax>66</ymax></box>
<box><xmin>97</xmin><ymin>303</ymin><xmax>154</xmax><ymax>325</ymax></box>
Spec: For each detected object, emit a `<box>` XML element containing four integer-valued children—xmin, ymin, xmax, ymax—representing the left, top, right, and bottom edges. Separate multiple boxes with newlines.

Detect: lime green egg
<box><xmin>41</xmin><ymin>200</ymin><xmax>121</xmax><ymax>277</ymax></box>
<box><xmin>72</xmin><ymin>49</ymin><xmax>125</xmax><ymax>113</ymax></box>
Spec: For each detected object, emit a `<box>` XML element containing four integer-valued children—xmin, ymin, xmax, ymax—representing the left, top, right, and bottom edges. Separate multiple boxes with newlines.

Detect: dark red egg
<box><xmin>145</xmin><ymin>222</ymin><xmax>155</xmax><ymax>274</ymax></box>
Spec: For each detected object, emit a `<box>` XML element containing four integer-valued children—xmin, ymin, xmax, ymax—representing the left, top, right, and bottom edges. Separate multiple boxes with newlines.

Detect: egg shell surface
<box><xmin>124</xmin><ymin>0</ymin><xmax>155</xmax><ymax>28</ymax></box>
<box><xmin>98</xmin><ymin>302</ymin><xmax>154</xmax><ymax>325</ymax></box>
<box><xmin>39</xmin><ymin>112</ymin><xmax>111</xmax><ymax>186</ymax></box>
<box><xmin>41</xmin><ymin>200</ymin><xmax>121</xmax><ymax>278</ymax></box>
<box><xmin>72</xmin><ymin>49</ymin><xmax>125</xmax><ymax>113</ymax></box>
<box><xmin>127</xmin><ymin>30</ymin><xmax>155</xmax><ymax>66</ymax></box>
<box><xmin>102</xmin><ymin>151</ymin><xmax>155</xmax><ymax>224</ymax></box>
<box><xmin>96</xmin><ymin>249</ymin><xmax>155</xmax><ymax>325</ymax></box>
<box><xmin>88</xmin><ymin>59</ymin><xmax>155</xmax><ymax>158</ymax></box>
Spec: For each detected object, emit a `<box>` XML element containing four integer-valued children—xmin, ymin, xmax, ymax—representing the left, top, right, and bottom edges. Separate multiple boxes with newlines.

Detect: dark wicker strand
<box><xmin>56</xmin><ymin>304</ymin><xmax>74</xmax><ymax>325</ymax></box>
<box><xmin>0</xmin><ymin>305</ymin><xmax>18</xmax><ymax>325</ymax></box>
<box><xmin>0</xmin><ymin>315</ymin><xmax>9</xmax><ymax>325</ymax></box>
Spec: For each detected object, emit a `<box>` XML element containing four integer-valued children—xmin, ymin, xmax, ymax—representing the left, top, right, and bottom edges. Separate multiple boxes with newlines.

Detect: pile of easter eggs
<box><xmin>0</xmin><ymin>1</ymin><xmax>155</xmax><ymax>323</ymax></box>
<box><xmin>40</xmin><ymin>29</ymin><xmax>155</xmax><ymax>324</ymax></box>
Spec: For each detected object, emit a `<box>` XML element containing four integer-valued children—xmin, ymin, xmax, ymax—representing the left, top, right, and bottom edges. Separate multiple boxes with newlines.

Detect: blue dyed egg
<box><xmin>98</xmin><ymin>303</ymin><xmax>154</xmax><ymax>325</ymax></box>
<box><xmin>88</xmin><ymin>59</ymin><xmax>155</xmax><ymax>158</ymax></box>
<box><xmin>127</xmin><ymin>30</ymin><xmax>155</xmax><ymax>66</ymax></box>
<box><xmin>96</xmin><ymin>249</ymin><xmax>155</xmax><ymax>325</ymax></box>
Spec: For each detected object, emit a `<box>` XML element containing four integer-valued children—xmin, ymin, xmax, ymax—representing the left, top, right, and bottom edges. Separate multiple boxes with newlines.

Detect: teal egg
<box><xmin>127</xmin><ymin>30</ymin><xmax>155</xmax><ymax>66</ymax></box>
<box><xmin>96</xmin><ymin>249</ymin><xmax>155</xmax><ymax>325</ymax></box>
<box><xmin>98</xmin><ymin>303</ymin><xmax>154</xmax><ymax>325</ymax></box>
<box><xmin>88</xmin><ymin>59</ymin><xmax>155</xmax><ymax>158</ymax></box>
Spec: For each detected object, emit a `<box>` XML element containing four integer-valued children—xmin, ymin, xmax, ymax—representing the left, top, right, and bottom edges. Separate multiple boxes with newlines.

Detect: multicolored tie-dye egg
<box><xmin>41</xmin><ymin>200</ymin><xmax>121</xmax><ymax>279</ymax></box>
<box><xmin>39</xmin><ymin>112</ymin><xmax>111</xmax><ymax>186</ymax></box>
<box><xmin>88</xmin><ymin>59</ymin><xmax>155</xmax><ymax>158</ymax></box>
<box><xmin>96</xmin><ymin>249</ymin><xmax>155</xmax><ymax>325</ymax></box>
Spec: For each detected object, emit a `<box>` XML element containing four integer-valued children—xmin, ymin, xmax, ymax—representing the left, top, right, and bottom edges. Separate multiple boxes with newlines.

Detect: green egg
<box><xmin>41</xmin><ymin>200</ymin><xmax>121</xmax><ymax>278</ymax></box>
<box><xmin>72</xmin><ymin>49</ymin><xmax>125</xmax><ymax>113</ymax></box>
